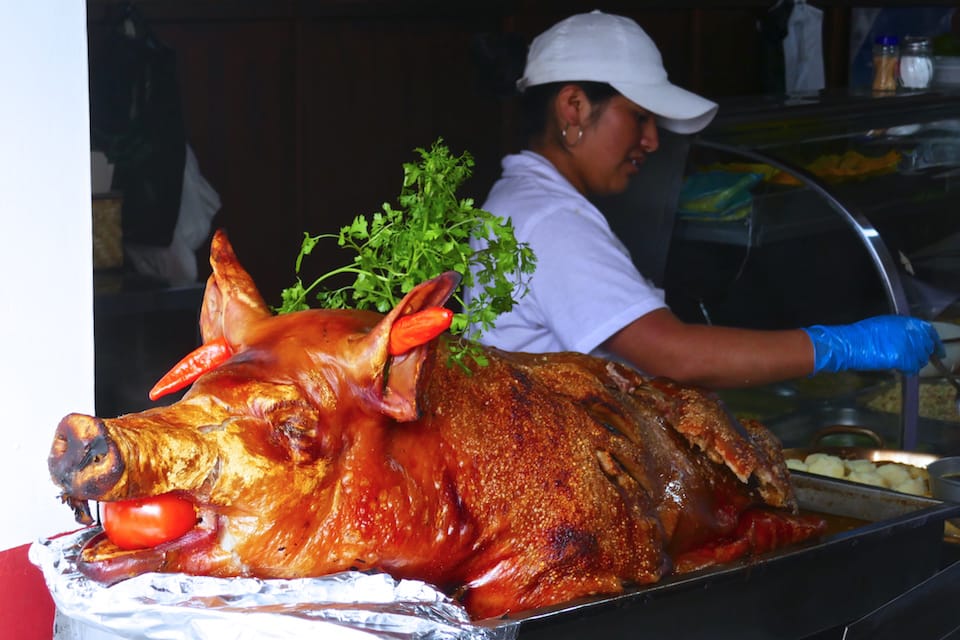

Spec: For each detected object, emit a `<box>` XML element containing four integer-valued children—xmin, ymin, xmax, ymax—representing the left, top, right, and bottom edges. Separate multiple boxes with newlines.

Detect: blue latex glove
<box><xmin>802</xmin><ymin>315</ymin><xmax>944</xmax><ymax>375</ymax></box>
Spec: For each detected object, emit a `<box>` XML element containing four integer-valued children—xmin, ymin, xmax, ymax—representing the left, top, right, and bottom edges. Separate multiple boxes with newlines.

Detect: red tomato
<box><xmin>102</xmin><ymin>493</ymin><xmax>198</xmax><ymax>551</ymax></box>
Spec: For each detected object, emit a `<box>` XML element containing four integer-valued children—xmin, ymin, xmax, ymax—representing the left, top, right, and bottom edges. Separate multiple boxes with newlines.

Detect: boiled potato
<box><xmin>907</xmin><ymin>465</ymin><xmax>928</xmax><ymax>480</ymax></box>
<box><xmin>786</xmin><ymin>458</ymin><xmax>808</xmax><ymax>471</ymax></box>
<box><xmin>805</xmin><ymin>453</ymin><xmax>845</xmax><ymax>478</ymax></box>
<box><xmin>893</xmin><ymin>477</ymin><xmax>927</xmax><ymax>496</ymax></box>
<box><xmin>786</xmin><ymin>453</ymin><xmax>931</xmax><ymax>496</ymax></box>
<box><xmin>844</xmin><ymin>459</ymin><xmax>877</xmax><ymax>474</ymax></box>
<box><xmin>847</xmin><ymin>469</ymin><xmax>887</xmax><ymax>488</ymax></box>
<box><xmin>875</xmin><ymin>463</ymin><xmax>912</xmax><ymax>488</ymax></box>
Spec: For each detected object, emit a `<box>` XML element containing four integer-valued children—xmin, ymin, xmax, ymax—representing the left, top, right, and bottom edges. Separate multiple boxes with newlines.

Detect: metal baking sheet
<box><xmin>478</xmin><ymin>473</ymin><xmax>960</xmax><ymax>640</ymax></box>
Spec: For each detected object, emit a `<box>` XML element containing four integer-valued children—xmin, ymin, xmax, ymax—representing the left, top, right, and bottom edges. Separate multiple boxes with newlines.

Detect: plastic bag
<box><xmin>89</xmin><ymin>2</ymin><xmax>186</xmax><ymax>247</ymax></box>
<box><xmin>783</xmin><ymin>0</ymin><xmax>825</xmax><ymax>93</ymax></box>
<box><xmin>125</xmin><ymin>145</ymin><xmax>220</xmax><ymax>284</ymax></box>
<box><xmin>678</xmin><ymin>171</ymin><xmax>763</xmax><ymax>222</ymax></box>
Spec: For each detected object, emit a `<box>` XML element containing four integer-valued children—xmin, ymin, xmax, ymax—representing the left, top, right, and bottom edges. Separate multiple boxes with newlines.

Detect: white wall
<box><xmin>0</xmin><ymin>2</ymin><xmax>94</xmax><ymax>549</ymax></box>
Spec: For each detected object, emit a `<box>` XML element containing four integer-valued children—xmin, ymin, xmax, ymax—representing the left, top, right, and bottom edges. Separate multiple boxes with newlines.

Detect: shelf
<box><xmin>674</xmin><ymin>186</ymin><xmax>844</xmax><ymax>246</ymax></box>
<box><xmin>675</xmin><ymin>166</ymin><xmax>960</xmax><ymax>249</ymax></box>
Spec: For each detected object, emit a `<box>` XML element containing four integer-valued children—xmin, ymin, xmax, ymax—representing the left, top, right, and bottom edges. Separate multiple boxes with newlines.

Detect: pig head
<box><xmin>48</xmin><ymin>229</ymin><xmax>822</xmax><ymax>619</ymax></box>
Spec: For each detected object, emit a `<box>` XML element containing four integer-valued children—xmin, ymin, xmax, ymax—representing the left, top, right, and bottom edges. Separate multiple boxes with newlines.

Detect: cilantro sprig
<box><xmin>277</xmin><ymin>138</ymin><xmax>536</xmax><ymax>366</ymax></box>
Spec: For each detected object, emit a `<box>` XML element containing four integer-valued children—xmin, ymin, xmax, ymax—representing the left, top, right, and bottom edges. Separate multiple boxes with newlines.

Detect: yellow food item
<box><xmin>864</xmin><ymin>380</ymin><xmax>960</xmax><ymax>423</ymax></box>
<box><xmin>845</xmin><ymin>459</ymin><xmax>877</xmax><ymax>474</ymax></box>
<box><xmin>875</xmin><ymin>462</ymin><xmax>912</xmax><ymax>487</ymax></box>
<box><xmin>805</xmin><ymin>453</ymin><xmax>846</xmax><ymax>479</ymax></box>
<box><xmin>847</xmin><ymin>469</ymin><xmax>886</xmax><ymax>487</ymax></box>
<box><xmin>704</xmin><ymin>150</ymin><xmax>902</xmax><ymax>187</ymax></box>
<box><xmin>787</xmin><ymin>453</ymin><xmax>930</xmax><ymax>496</ymax></box>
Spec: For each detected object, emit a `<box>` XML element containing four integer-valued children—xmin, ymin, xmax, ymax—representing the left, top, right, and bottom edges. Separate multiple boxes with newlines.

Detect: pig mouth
<box><xmin>77</xmin><ymin>505</ymin><xmax>220</xmax><ymax>585</ymax></box>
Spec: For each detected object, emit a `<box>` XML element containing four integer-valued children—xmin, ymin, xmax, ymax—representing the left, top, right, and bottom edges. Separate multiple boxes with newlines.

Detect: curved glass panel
<box><xmin>668</xmin><ymin>92</ymin><xmax>960</xmax><ymax>454</ymax></box>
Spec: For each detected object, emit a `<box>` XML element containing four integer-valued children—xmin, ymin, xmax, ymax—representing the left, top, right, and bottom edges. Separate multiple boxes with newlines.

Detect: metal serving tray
<box><xmin>479</xmin><ymin>474</ymin><xmax>960</xmax><ymax>640</ymax></box>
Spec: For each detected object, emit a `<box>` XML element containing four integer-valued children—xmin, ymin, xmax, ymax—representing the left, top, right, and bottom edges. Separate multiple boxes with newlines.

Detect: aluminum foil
<box><xmin>30</xmin><ymin>528</ymin><xmax>503</xmax><ymax>640</ymax></box>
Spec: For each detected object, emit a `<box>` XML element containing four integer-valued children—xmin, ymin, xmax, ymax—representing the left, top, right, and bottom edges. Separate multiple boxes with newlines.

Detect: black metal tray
<box><xmin>478</xmin><ymin>474</ymin><xmax>960</xmax><ymax>640</ymax></box>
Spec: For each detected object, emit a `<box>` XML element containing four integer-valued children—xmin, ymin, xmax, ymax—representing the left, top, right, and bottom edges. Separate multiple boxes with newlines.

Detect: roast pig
<box><xmin>48</xmin><ymin>229</ymin><xmax>824</xmax><ymax>619</ymax></box>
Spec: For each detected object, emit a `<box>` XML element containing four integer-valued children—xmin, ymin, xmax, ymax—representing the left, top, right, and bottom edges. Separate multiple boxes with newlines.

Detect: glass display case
<box><xmin>663</xmin><ymin>90</ymin><xmax>960</xmax><ymax>454</ymax></box>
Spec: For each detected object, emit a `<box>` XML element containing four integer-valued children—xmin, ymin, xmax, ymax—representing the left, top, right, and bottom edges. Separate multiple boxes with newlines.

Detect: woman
<box><xmin>467</xmin><ymin>10</ymin><xmax>940</xmax><ymax>389</ymax></box>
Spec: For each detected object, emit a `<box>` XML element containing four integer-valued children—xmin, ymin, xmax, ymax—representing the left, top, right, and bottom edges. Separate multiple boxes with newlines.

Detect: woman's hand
<box><xmin>605</xmin><ymin>310</ymin><xmax>942</xmax><ymax>389</ymax></box>
<box><xmin>803</xmin><ymin>315</ymin><xmax>943</xmax><ymax>375</ymax></box>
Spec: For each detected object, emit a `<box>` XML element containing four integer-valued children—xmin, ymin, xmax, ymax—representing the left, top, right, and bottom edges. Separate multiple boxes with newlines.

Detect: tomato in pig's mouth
<box><xmin>77</xmin><ymin>493</ymin><xmax>218</xmax><ymax>585</ymax></box>
<box><xmin>102</xmin><ymin>492</ymin><xmax>199</xmax><ymax>550</ymax></box>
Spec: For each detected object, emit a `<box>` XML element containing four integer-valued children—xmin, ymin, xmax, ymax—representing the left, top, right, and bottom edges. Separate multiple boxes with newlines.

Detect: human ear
<box><xmin>555</xmin><ymin>84</ymin><xmax>590</xmax><ymax>128</ymax></box>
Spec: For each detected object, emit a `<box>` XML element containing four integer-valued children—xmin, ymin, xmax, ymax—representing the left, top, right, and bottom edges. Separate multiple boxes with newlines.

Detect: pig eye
<box><xmin>261</xmin><ymin>399</ymin><xmax>324</xmax><ymax>464</ymax></box>
<box><xmin>261</xmin><ymin>399</ymin><xmax>317</xmax><ymax>432</ymax></box>
<box><xmin>275</xmin><ymin>410</ymin><xmax>317</xmax><ymax>440</ymax></box>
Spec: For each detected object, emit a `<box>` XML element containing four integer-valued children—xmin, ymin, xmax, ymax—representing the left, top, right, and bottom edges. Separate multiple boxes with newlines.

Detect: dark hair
<box><xmin>470</xmin><ymin>32</ymin><xmax>620</xmax><ymax>145</ymax></box>
<box><xmin>518</xmin><ymin>82</ymin><xmax>619</xmax><ymax>143</ymax></box>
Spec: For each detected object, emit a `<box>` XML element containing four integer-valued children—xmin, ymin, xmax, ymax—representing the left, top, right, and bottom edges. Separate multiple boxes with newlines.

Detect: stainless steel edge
<box><xmin>691</xmin><ymin>139</ymin><xmax>920</xmax><ymax>450</ymax></box>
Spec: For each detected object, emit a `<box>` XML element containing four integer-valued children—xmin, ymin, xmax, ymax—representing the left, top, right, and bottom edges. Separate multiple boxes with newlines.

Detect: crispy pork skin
<box><xmin>48</xmin><ymin>229</ymin><xmax>824</xmax><ymax>619</ymax></box>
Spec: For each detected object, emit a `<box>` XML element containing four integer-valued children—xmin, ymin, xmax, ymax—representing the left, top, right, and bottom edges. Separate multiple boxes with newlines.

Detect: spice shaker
<box><xmin>873</xmin><ymin>35</ymin><xmax>899</xmax><ymax>92</ymax></box>
<box><xmin>899</xmin><ymin>36</ymin><xmax>934</xmax><ymax>89</ymax></box>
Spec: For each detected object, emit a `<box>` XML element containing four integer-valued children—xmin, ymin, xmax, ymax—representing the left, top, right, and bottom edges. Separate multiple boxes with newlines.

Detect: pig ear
<box><xmin>364</xmin><ymin>271</ymin><xmax>461</xmax><ymax>422</ymax></box>
<box><xmin>199</xmin><ymin>229</ymin><xmax>272</xmax><ymax>345</ymax></box>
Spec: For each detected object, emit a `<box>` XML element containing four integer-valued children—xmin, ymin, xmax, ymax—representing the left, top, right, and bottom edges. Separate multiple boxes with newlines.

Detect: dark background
<box><xmin>86</xmin><ymin>0</ymin><xmax>959</xmax><ymax>415</ymax></box>
<box><xmin>86</xmin><ymin>0</ymin><xmax>894</xmax><ymax>303</ymax></box>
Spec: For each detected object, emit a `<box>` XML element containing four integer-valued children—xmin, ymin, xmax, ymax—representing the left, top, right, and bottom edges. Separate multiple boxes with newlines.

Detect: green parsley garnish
<box><xmin>276</xmin><ymin>138</ymin><xmax>536</xmax><ymax>366</ymax></box>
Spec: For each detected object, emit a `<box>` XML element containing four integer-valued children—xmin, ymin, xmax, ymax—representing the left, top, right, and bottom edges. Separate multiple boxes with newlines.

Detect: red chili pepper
<box><xmin>148</xmin><ymin>337</ymin><xmax>233</xmax><ymax>401</ymax></box>
<box><xmin>388</xmin><ymin>307</ymin><xmax>454</xmax><ymax>356</ymax></box>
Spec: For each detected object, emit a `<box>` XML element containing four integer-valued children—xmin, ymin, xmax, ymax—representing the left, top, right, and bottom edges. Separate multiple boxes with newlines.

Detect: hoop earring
<box><xmin>561</xmin><ymin>124</ymin><xmax>583</xmax><ymax>148</ymax></box>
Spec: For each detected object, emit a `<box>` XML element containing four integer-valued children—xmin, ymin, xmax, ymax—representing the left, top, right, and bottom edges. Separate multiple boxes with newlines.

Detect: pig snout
<box><xmin>49</xmin><ymin>413</ymin><xmax>124</xmax><ymax>500</ymax></box>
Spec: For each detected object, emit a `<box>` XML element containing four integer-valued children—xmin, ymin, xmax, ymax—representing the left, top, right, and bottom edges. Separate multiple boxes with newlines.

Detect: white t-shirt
<box><xmin>467</xmin><ymin>151</ymin><xmax>667</xmax><ymax>356</ymax></box>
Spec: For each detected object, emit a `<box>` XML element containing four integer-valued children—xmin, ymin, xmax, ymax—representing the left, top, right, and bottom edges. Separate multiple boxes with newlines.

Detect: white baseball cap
<box><xmin>517</xmin><ymin>11</ymin><xmax>718</xmax><ymax>134</ymax></box>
